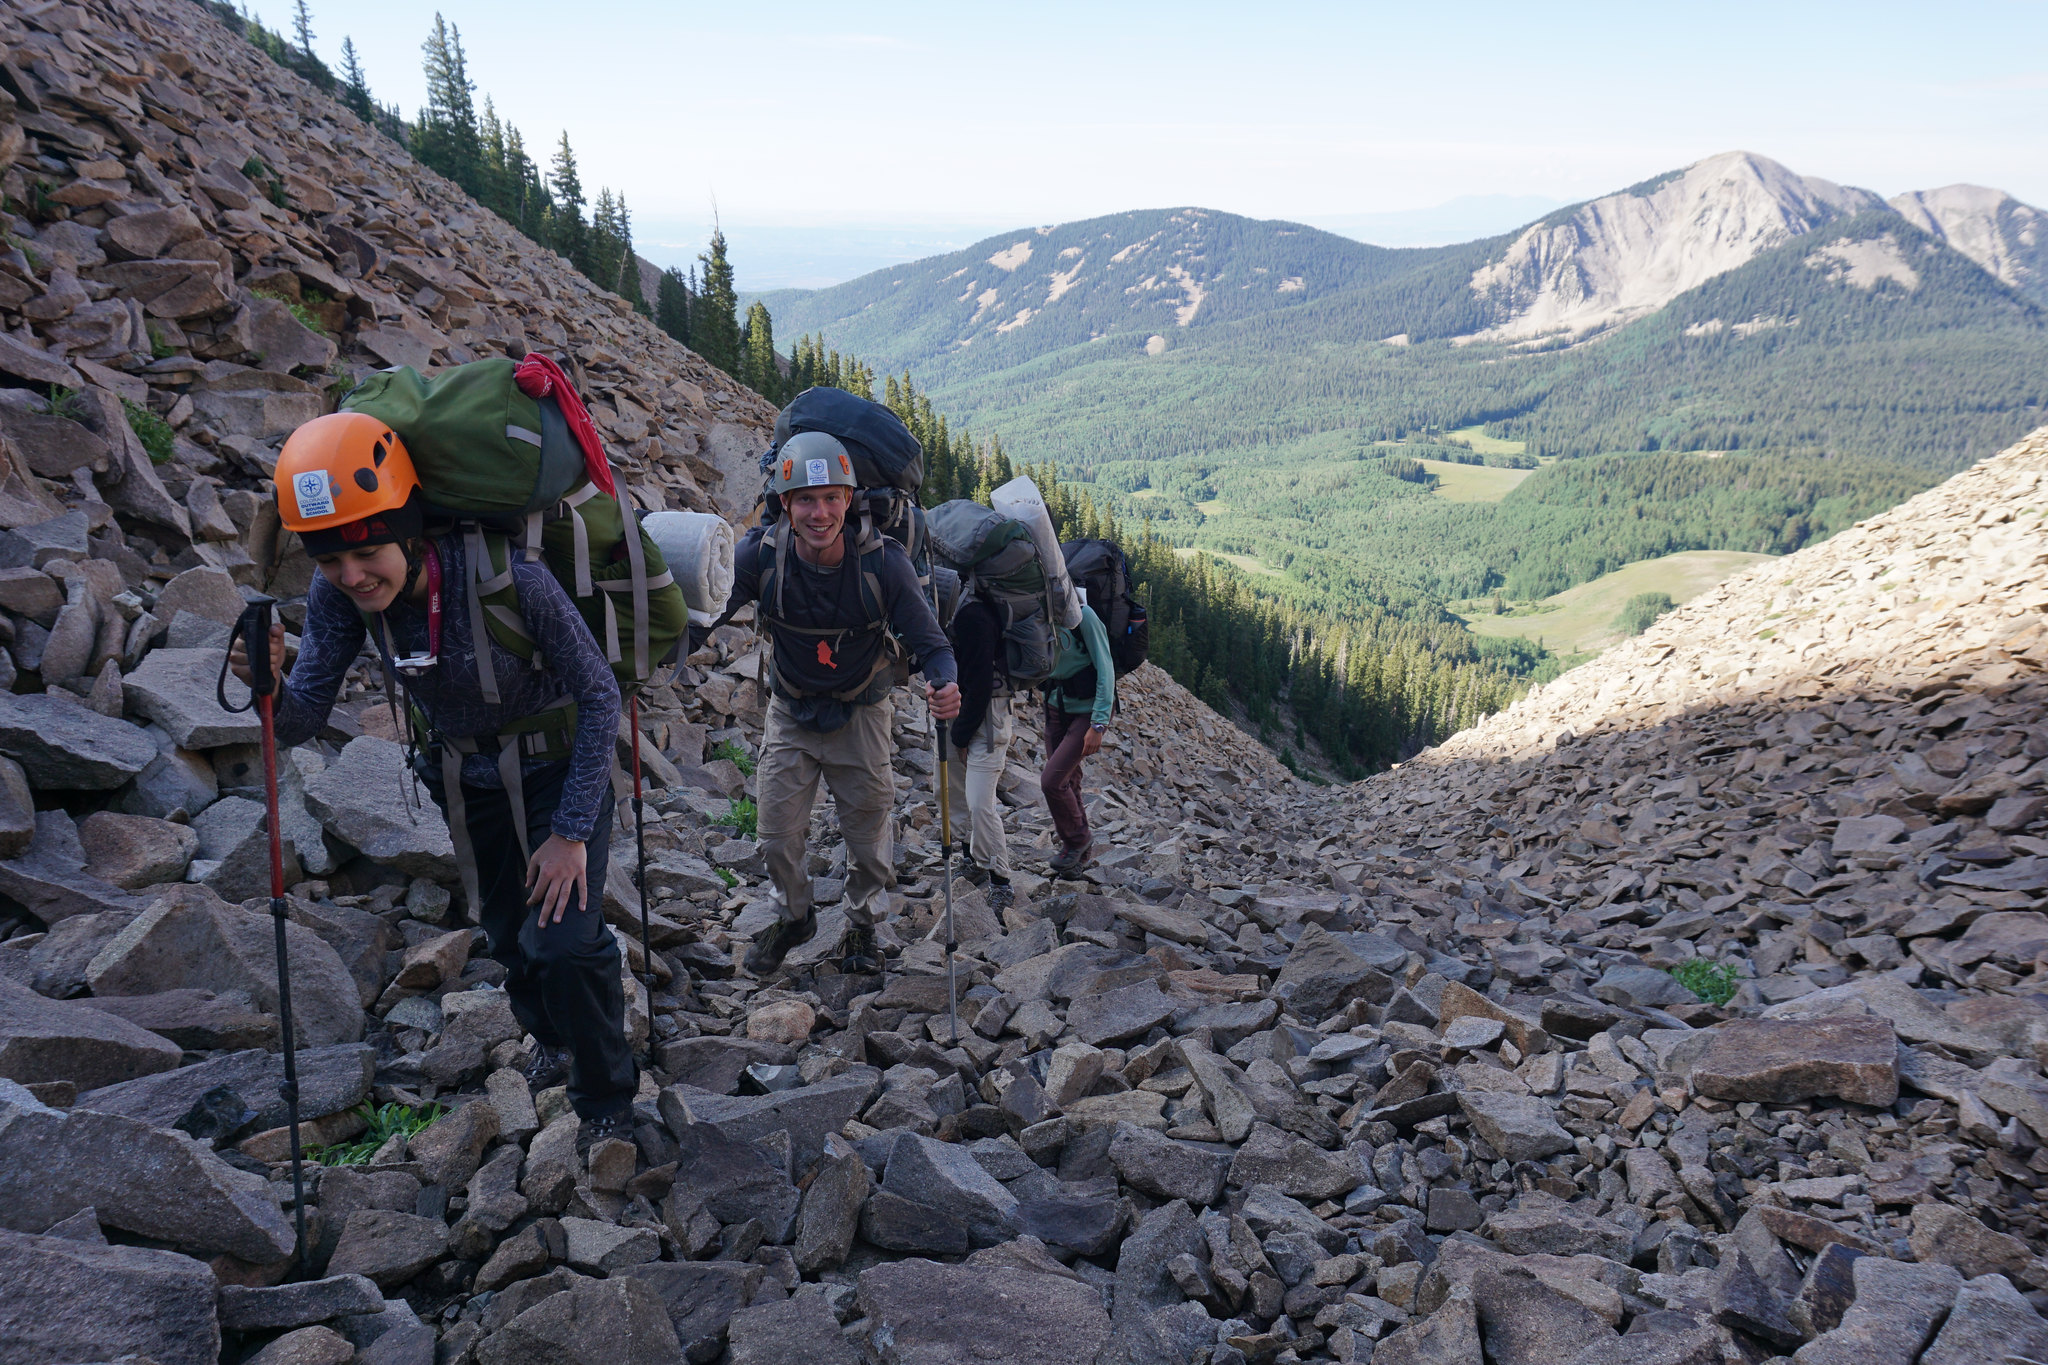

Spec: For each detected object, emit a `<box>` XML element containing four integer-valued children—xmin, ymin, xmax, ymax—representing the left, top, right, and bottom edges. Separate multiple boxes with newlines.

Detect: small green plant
<box><xmin>715</xmin><ymin>795</ymin><xmax>758</xmax><ymax>839</ymax></box>
<box><xmin>309</xmin><ymin>1101</ymin><xmax>445</xmax><ymax>1166</ymax></box>
<box><xmin>146</xmin><ymin>324</ymin><xmax>176</xmax><ymax>360</ymax></box>
<box><xmin>122</xmin><ymin>398</ymin><xmax>175</xmax><ymax>464</ymax></box>
<box><xmin>1669</xmin><ymin>959</ymin><xmax>1739</xmax><ymax>1007</ymax></box>
<box><xmin>715</xmin><ymin>867</ymin><xmax>738</xmax><ymax>889</ymax></box>
<box><xmin>252</xmin><ymin>287</ymin><xmax>329</xmax><ymax>338</ymax></box>
<box><xmin>710</xmin><ymin>739</ymin><xmax>756</xmax><ymax>776</ymax></box>
<box><xmin>46</xmin><ymin>385</ymin><xmax>86</xmax><ymax>420</ymax></box>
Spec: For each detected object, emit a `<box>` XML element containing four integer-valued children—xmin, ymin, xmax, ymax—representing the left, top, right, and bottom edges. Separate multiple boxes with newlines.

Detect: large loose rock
<box><xmin>1067</xmin><ymin>979</ymin><xmax>1178</xmax><ymax>1047</ymax></box>
<box><xmin>659</xmin><ymin>1068</ymin><xmax>880</xmax><ymax>1169</ymax></box>
<box><xmin>668</xmin><ymin>1120</ymin><xmax>802</xmax><ymax>1243</ymax></box>
<box><xmin>1909</xmin><ymin>1203</ymin><xmax>2044</xmax><ymax>1284</ymax></box>
<box><xmin>152</xmin><ymin>565</ymin><xmax>246</xmax><ymax>628</ymax></box>
<box><xmin>0</xmin><ymin>811</ymin><xmax>152</xmax><ymax>925</ymax></box>
<box><xmin>124</xmin><ymin>647</ymin><xmax>265</xmax><ymax>748</ymax></box>
<box><xmin>0</xmin><ymin>1080</ymin><xmax>296</xmax><ymax>1262</ymax></box>
<box><xmin>76</xmin><ymin>987</ymin><xmax>280</xmax><ymax>1051</ymax></box>
<box><xmin>76</xmin><ymin>811</ymin><xmax>200</xmax><ymax>889</ymax></box>
<box><xmin>616</xmin><ymin>1261</ymin><xmax>765</xmax><ymax>1360</ymax></box>
<box><xmin>84</xmin><ymin>885</ymin><xmax>361</xmax><ymax>1045</ymax></box>
<box><xmin>1921</xmin><ymin>1273</ymin><xmax>2048</xmax><ymax>1365</ymax></box>
<box><xmin>218</xmin><ymin>1274</ymin><xmax>385</xmax><ymax>1331</ymax></box>
<box><xmin>656</xmin><ymin>1036</ymin><xmax>796</xmax><ymax>1095</ymax></box>
<box><xmin>856</xmin><ymin>1258</ymin><xmax>1113</xmax><ymax>1365</ymax></box>
<box><xmin>1457</xmin><ymin>1088</ymin><xmax>1576</xmax><ymax>1162</ymax></box>
<box><xmin>477</xmin><ymin>1275</ymin><xmax>684</xmax><ymax>1365</ymax></box>
<box><xmin>1793</xmin><ymin>1255</ymin><xmax>1964</xmax><ymax>1365</ymax></box>
<box><xmin>407</xmin><ymin>1098</ymin><xmax>501</xmax><ymax>1190</ymax></box>
<box><xmin>1693</xmin><ymin>1017</ymin><xmax>1899</xmax><ymax>1107</ymax></box>
<box><xmin>76</xmin><ymin>1042</ymin><xmax>374</xmax><ymax>1131</ymax></box>
<box><xmin>1109</xmin><ymin>1122</ymin><xmax>1231</xmax><ymax>1205</ymax></box>
<box><xmin>303</xmin><ymin>737</ymin><xmax>456</xmax><ymax>879</ymax></box>
<box><xmin>0</xmin><ymin>976</ymin><xmax>181</xmax><ymax>1088</ymax></box>
<box><xmin>0</xmin><ymin>1225</ymin><xmax>221</xmax><ymax>1365</ymax></box>
<box><xmin>725</xmin><ymin>1293</ymin><xmax>862</xmax><ymax>1365</ymax></box>
<box><xmin>794</xmin><ymin>1135</ymin><xmax>871</xmax><ymax>1272</ymax></box>
<box><xmin>0</xmin><ymin>690</ymin><xmax>156</xmax><ymax>788</ymax></box>
<box><xmin>190</xmin><ymin>794</ymin><xmax>302</xmax><ymax>902</ymax></box>
<box><xmin>1273</xmin><ymin>923</ymin><xmax>1394</xmax><ymax>1019</ymax></box>
<box><xmin>1226</xmin><ymin>1121</ymin><xmax>1361</xmax><ymax>1201</ymax></box>
<box><xmin>327</xmin><ymin>1210</ymin><xmax>448</xmax><ymax>1289</ymax></box>
<box><xmin>883</xmin><ymin>1131</ymin><xmax>1021</xmax><ymax>1247</ymax></box>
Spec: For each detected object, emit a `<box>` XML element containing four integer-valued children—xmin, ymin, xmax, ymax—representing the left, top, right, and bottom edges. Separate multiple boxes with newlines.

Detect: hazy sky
<box><xmin>254</xmin><ymin>1</ymin><xmax>2048</xmax><ymax>281</ymax></box>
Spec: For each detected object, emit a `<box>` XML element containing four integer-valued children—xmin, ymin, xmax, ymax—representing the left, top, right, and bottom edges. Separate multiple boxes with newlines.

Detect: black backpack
<box><xmin>1062</xmin><ymin>538</ymin><xmax>1148</xmax><ymax>676</ymax></box>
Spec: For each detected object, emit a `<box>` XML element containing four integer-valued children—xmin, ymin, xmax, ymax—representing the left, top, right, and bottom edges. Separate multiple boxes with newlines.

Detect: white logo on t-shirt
<box><xmin>294</xmin><ymin>469</ymin><xmax>335</xmax><ymax>518</ymax></box>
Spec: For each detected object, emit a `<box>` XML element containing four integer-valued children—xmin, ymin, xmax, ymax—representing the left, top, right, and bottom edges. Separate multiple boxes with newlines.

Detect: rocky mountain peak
<box><xmin>1890</xmin><ymin>183</ymin><xmax>2048</xmax><ymax>304</ymax></box>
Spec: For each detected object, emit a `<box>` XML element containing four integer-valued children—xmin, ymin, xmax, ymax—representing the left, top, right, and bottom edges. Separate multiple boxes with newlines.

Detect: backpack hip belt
<box><xmin>429</xmin><ymin>698</ymin><xmax>579</xmax><ymax>917</ymax></box>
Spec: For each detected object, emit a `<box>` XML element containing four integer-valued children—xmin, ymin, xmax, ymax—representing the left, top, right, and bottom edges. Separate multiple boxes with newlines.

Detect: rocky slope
<box><xmin>1891</xmin><ymin>184</ymin><xmax>2048</xmax><ymax>307</ymax></box>
<box><xmin>5</xmin><ymin>5</ymin><xmax>2048</xmax><ymax>1365</ymax></box>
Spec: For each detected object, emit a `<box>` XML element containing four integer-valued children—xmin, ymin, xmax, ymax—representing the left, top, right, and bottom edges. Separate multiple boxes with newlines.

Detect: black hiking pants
<box><xmin>424</xmin><ymin>759</ymin><xmax>637</xmax><ymax>1120</ymax></box>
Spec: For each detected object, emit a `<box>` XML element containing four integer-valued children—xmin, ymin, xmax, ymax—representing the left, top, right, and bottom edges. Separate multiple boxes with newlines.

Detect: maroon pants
<box><xmin>1040</xmin><ymin>704</ymin><xmax>1093</xmax><ymax>852</ymax></box>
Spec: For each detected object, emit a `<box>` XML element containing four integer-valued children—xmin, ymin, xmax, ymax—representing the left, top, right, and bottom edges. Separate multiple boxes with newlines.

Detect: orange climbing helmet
<box><xmin>275</xmin><ymin>411</ymin><xmax>425</xmax><ymax>557</ymax></box>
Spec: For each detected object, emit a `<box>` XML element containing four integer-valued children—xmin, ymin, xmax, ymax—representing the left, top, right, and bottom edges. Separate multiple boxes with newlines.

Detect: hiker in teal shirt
<box><xmin>1040</xmin><ymin>601</ymin><xmax>1116</xmax><ymax>874</ymax></box>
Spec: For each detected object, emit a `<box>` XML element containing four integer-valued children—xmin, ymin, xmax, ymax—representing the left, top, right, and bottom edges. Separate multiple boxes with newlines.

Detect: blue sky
<box><xmin>251</xmin><ymin>1</ymin><xmax>2048</xmax><ymax>287</ymax></box>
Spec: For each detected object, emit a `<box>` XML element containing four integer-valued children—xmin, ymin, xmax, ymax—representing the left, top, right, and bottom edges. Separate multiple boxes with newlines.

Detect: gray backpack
<box><xmin>927</xmin><ymin>499</ymin><xmax>1059</xmax><ymax>686</ymax></box>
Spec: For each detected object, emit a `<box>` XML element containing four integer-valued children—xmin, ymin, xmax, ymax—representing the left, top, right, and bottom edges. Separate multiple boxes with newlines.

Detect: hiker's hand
<box><xmin>927</xmin><ymin>681</ymin><xmax>960</xmax><ymax>721</ymax></box>
<box><xmin>1082</xmin><ymin>726</ymin><xmax>1105</xmax><ymax>757</ymax></box>
<box><xmin>229</xmin><ymin>623</ymin><xmax>286</xmax><ymax>687</ymax></box>
<box><xmin>527</xmin><ymin>834</ymin><xmax>590</xmax><ymax>925</ymax></box>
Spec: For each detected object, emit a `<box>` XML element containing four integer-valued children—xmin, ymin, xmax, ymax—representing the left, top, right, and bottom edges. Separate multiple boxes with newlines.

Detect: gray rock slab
<box><xmin>1693</xmin><ymin>1017</ymin><xmax>1899</xmax><ymax>1107</ymax></box>
<box><xmin>75</xmin><ymin>1042</ymin><xmax>374</xmax><ymax>1131</ymax></box>
<box><xmin>0</xmin><ymin>690</ymin><xmax>156</xmax><ymax>789</ymax></box>
<box><xmin>327</xmin><ymin>1210</ymin><xmax>448</xmax><ymax>1289</ymax></box>
<box><xmin>1113</xmin><ymin>1198</ymin><xmax>1205</xmax><ymax>1322</ymax></box>
<box><xmin>1109</xmin><ymin>1121</ymin><xmax>1231</xmax><ymax>1205</ymax></box>
<box><xmin>1484</xmin><ymin>1198</ymin><xmax>1635</xmax><ymax>1260</ymax></box>
<box><xmin>883</xmin><ymin>1131</ymin><xmax>1020</xmax><ymax>1247</ymax></box>
<box><xmin>856</xmin><ymin>1258</ymin><xmax>1113</xmax><ymax>1365</ymax></box>
<box><xmin>0</xmin><ymin>810</ymin><xmax>152</xmax><ymax>925</ymax></box>
<box><xmin>0</xmin><ymin>1225</ymin><xmax>220</xmax><ymax>1365</ymax></box>
<box><xmin>124</xmin><ymin>647</ymin><xmax>264</xmax><ymax>748</ymax></box>
<box><xmin>1240</xmin><ymin>1182</ymin><xmax>1345</xmax><ymax>1253</ymax></box>
<box><xmin>1457</xmin><ymin>1088</ymin><xmax>1576</xmax><ymax>1162</ymax></box>
<box><xmin>1067</xmin><ymin>979</ymin><xmax>1178</xmax><ymax>1047</ymax></box>
<box><xmin>84</xmin><ymin>885</ymin><xmax>361</xmax><ymax>1045</ymax></box>
<box><xmin>219</xmin><ymin>1273</ymin><xmax>386</xmax><ymax>1331</ymax></box>
<box><xmin>1792</xmin><ymin>1255</ymin><xmax>1965</xmax><ymax>1365</ymax></box>
<box><xmin>1226</xmin><ymin>1120</ymin><xmax>1362</xmax><ymax>1202</ymax></box>
<box><xmin>476</xmin><ymin>1273</ymin><xmax>684</xmax><ymax>1365</ymax></box>
<box><xmin>669</xmin><ymin>1120</ymin><xmax>802</xmax><ymax>1244</ymax></box>
<box><xmin>0</xmin><ymin>974</ymin><xmax>181</xmax><ymax>1089</ymax></box>
<box><xmin>302</xmin><ymin>737</ymin><xmax>455</xmax><ymax>879</ymax></box>
<box><xmin>725</xmin><ymin>1293</ymin><xmax>861</xmax><ymax>1365</ymax></box>
<box><xmin>613</xmin><ymin>1260</ymin><xmax>759</xmax><ymax>1360</ymax></box>
<box><xmin>0</xmin><ymin>1079</ymin><xmax>296</xmax><ymax>1263</ymax></box>
<box><xmin>1921</xmin><ymin>1273</ymin><xmax>2048</xmax><ymax>1365</ymax></box>
<box><xmin>653</xmin><ymin>1035</ymin><xmax>796</xmax><ymax>1095</ymax></box>
<box><xmin>658</xmin><ymin>1067</ymin><xmax>880</xmax><ymax>1169</ymax></box>
<box><xmin>1273</xmin><ymin>922</ymin><xmax>1395</xmax><ymax>1020</ymax></box>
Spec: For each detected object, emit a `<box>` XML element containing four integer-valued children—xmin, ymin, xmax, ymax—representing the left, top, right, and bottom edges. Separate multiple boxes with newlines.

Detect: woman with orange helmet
<box><xmin>231</xmin><ymin>411</ymin><xmax>636</xmax><ymax>1151</ymax></box>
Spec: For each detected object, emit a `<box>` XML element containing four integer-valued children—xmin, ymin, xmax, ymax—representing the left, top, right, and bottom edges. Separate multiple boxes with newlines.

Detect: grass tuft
<box><xmin>309</xmin><ymin>1101</ymin><xmax>444</xmax><ymax>1166</ymax></box>
<box><xmin>715</xmin><ymin>795</ymin><xmax>758</xmax><ymax>840</ymax></box>
<box><xmin>1669</xmin><ymin>958</ymin><xmax>1739</xmax><ymax>1006</ymax></box>
<box><xmin>710</xmin><ymin>739</ymin><xmax>757</xmax><ymax>776</ymax></box>
<box><xmin>123</xmin><ymin>398</ymin><xmax>175</xmax><ymax>464</ymax></box>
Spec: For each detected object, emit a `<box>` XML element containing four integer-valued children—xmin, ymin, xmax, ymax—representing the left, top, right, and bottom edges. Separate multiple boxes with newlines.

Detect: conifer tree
<box><xmin>547</xmin><ymin>132</ymin><xmax>589</xmax><ymax>274</ymax></box>
<box><xmin>656</xmin><ymin>268</ymin><xmax>692</xmax><ymax>346</ymax></box>
<box><xmin>292</xmin><ymin>0</ymin><xmax>315</xmax><ymax>54</ymax></box>
<box><xmin>743</xmin><ymin>303</ymin><xmax>780</xmax><ymax>402</ymax></box>
<box><xmin>414</xmin><ymin>15</ymin><xmax>481</xmax><ymax>195</ymax></box>
<box><xmin>693</xmin><ymin>227</ymin><xmax>742</xmax><ymax>379</ymax></box>
<box><xmin>588</xmin><ymin>189</ymin><xmax>622</xmax><ymax>300</ymax></box>
<box><xmin>613</xmin><ymin>195</ymin><xmax>648</xmax><ymax>315</ymax></box>
<box><xmin>339</xmin><ymin>36</ymin><xmax>374</xmax><ymax>123</ymax></box>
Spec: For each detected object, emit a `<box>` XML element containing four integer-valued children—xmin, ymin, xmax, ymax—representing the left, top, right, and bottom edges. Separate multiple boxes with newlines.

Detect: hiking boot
<box><xmin>575</xmin><ymin>1108</ymin><xmax>633</xmax><ymax>1155</ymax></box>
<box><xmin>522</xmin><ymin>1044</ymin><xmax>572</xmax><ymax>1093</ymax></box>
<box><xmin>744</xmin><ymin>911</ymin><xmax>817</xmax><ymax>976</ymax></box>
<box><xmin>841</xmin><ymin>925</ymin><xmax>879</xmax><ymax>975</ymax></box>
<box><xmin>958</xmin><ymin>860</ymin><xmax>991</xmax><ymax>888</ymax></box>
<box><xmin>986</xmin><ymin>880</ymin><xmax>1015</xmax><ymax>913</ymax></box>
<box><xmin>1049</xmin><ymin>841</ymin><xmax>1093</xmax><ymax>876</ymax></box>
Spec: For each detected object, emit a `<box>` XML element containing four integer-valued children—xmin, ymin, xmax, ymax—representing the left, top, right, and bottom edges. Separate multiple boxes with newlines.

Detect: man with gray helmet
<box><xmin>715</xmin><ymin>431</ymin><xmax>959</xmax><ymax>975</ymax></box>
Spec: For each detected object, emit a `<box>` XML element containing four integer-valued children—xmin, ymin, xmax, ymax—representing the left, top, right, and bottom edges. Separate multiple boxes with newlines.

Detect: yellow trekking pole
<box><xmin>935</xmin><ymin>721</ymin><xmax>959</xmax><ymax>1046</ymax></box>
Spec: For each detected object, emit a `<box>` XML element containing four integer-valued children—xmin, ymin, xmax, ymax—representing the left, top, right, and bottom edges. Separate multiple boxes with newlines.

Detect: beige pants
<box><xmin>944</xmin><ymin>692</ymin><xmax>1013</xmax><ymax>877</ymax></box>
<box><xmin>756</xmin><ymin>694</ymin><xmax>896</xmax><ymax>927</ymax></box>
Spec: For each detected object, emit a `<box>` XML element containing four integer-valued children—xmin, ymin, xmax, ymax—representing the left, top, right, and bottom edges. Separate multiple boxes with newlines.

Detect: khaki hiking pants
<box><xmin>757</xmin><ymin>693</ymin><xmax>896</xmax><ymax>927</ymax></box>
<box><xmin>945</xmin><ymin>691</ymin><xmax>1014</xmax><ymax>878</ymax></box>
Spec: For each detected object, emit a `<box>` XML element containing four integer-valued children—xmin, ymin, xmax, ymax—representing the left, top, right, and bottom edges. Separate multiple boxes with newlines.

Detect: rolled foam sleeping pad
<box><xmin>990</xmin><ymin>475</ymin><xmax>1083</xmax><ymax>629</ymax></box>
<box><xmin>643</xmin><ymin>509</ymin><xmax>736</xmax><ymax>615</ymax></box>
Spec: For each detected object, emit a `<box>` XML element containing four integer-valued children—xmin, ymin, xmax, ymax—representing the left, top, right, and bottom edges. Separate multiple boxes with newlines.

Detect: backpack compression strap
<box><xmin>758</xmin><ymin>519</ymin><xmax>902</xmax><ymax>703</ymax></box>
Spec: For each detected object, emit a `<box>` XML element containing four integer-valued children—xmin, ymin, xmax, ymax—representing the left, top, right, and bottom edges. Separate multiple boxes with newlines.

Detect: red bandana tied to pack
<box><xmin>513</xmin><ymin>353</ymin><xmax>617</xmax><ymax>498</ymax></box>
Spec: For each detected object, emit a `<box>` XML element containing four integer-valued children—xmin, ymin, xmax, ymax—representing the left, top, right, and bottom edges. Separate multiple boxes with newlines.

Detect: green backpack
<box><xmin>339</xmin><ymin>357</ymin><xmax>690</xmax><ymax>701</ymax></box>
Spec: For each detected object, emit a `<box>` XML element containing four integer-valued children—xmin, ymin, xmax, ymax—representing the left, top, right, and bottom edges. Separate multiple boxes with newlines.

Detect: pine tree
<box><xmin>743</xmin><ymin>302</ymin><xmax>779</xmax><ymax>402</ymax></box>
<box><xmin>614</xmin><ymin>195</ymin><xmax>648</xmax><ymax>315</ymax></box>
<box><xmin>339</xmin><ymin>36</ymin><xmax>374</xmax><ymax>123</ymax></box>
<box><xmin>693</xmin><ymin>226</ymin><xmax>742</xmax><ymax>379</ymax></box>
<box><xmin>414</xmin><ymin>15</ymin><xmax>481</xmax><ymax>195</ymax></box>
<box><xmin>656</xmin><ymin>268</ymin><xmax>691</xmax><ymax>346</ymax></box>
<box><xmin>292</xmin><ymin>0</ymin><xmax>315</xmax><ymax>54</ymax></box>
<box><xmin>547</xmin><ymin>132</ymin><xmax>588</xmax><ymax>274</ymax></box>
<box><xmin>588</xmin><ymin>189</ymin><xmax>622</xmax><ymax>300</ymax></box>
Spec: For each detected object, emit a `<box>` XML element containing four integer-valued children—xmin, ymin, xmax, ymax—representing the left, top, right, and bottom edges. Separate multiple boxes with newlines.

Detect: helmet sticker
<box><xmin>294</xmin><ymin>469</ymin><xmax>335</xmax><ymax>519</ymax></box>
<box><xmin>806</xmin><ymin>458</ymin><xmax>830</xmax><ymax>485</ymax></box>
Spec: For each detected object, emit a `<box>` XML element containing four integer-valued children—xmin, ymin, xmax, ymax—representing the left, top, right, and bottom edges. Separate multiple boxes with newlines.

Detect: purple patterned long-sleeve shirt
<box><xmin>275</xmin><ymin>534</ymin><xmax>621</xmax><ymax>842</ymax></box>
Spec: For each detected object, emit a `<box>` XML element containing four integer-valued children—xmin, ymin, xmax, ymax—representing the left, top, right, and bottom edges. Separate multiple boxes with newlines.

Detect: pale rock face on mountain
<box><xmin>1890</xmin><ymin>184</ymin><xmax>2048</xmax><ymax>306</ymax></box>
<box><xmin>1464</xmin><ymin>151</ymin><xmax>1884</xmax><ymax>343</ymax></box>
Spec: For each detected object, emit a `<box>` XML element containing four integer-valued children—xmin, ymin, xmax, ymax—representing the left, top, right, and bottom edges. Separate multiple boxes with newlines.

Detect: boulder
<box><xmin>669</xmin><ymin>1121</ymin><xmax>802</xmax><ymax>1243</ymax></box>
<box><xmin>75</xmin><ymin>1043</ymin><xmax>374</xmax><ymax>1131</ymax></box>
<box><xmin>0</xmin><ymin>1225</ymin><xmax>220</xmax><ymax>1365</ymax></box>
<box><xmin>1909</xmin><ymin>1203</ymin><xmax>2044</xmax><ymax>1284</ymax></box>
<box><xmin>84</xmin><ymin>885</ymin><xmax>361</xmax><ymax>1045</ymax></box>
<box><xmin>856</xmin><ymin>1258</ymin><xmax>1113</xmax><ymax>1365</ymax></box>
<box><xmin>246</xmin><ymin>295</ymin><xmax>338</xmax><ymax>374</ymax></box>
<box><xmin>794</xmin><ymin>1135</ymin><xmax>870</xmax><ymax>1272</ymax></box>
<box><xmin>1273</xmin><ymin>923</ymin><xmax>1394</xmax><ymax>1019</ymax></box>
<box><xmin>1793</xmin><ymin>1255</ymin><xmax>1964</xmax><ymax>1365</ymax></box>
<box><xmin>883</xmin><ymin>1132</ymin><xmax>1020</xmax><ymax>1247</ymax></box>
<box><xmin>0</xmin><ymin>810</ymin><xmax>152</xmax><ymax>925</ymax></box>
<box><xmin>217</xmin><ymin>1273</ymin><xmax>385</xmax><ymax>1331</ymax></box>
<box><xmin>0</xmin><ymin>1080</ymin><xmax>296</xmax><ymax>1262</ymax></box>
<box><xmin>725</xmin><ymin>1293</ymin><xmax>862</xmax><ymax>1365</ymax></box>
<box><xmin>476</xmin><ymin>1275</ymin><xmax>684</xmax><ymax>1365</ymax></box>
<box><xmin>303</xmin><ymin>737</ymin><xmax>456</xmax><ymax>879</ymax></box>
<box><xmin>0</xmin><ymin>755</ymin><xmax>30</xmax><ymax>858</ymax></box>
<box><xmin>1921</xmin><ymin>1273</ymin><xmax>2048</xmax><ymax>1365</ymax></box>
<box><xmin>124</xmin><ymin>647</ymin><xmax>265</xmax><ymax>748</ymax></box>
<box><xmin>1457</xmin><ymin>1088</ymin><xmax>1576</xmax><ymax>1162</ymax></box>
<box><xmin>76</xmin><ymin>811</ymin><xmax>200</xmax><ymax>889</ymax></box>
<box><xmin>654</xmin><ymin>1036</ymin><xmax>796</xmax><ymax>1094</ymax></box>
<box><xmin>407</xmin><ymin>1098</ymin><xmax>501</xmax><ymax>1190</ymax></box>
<box><xmin>1693</xmin><ymin>1017</ymin><xmax>1899</xmax><ymax>1107</ymax></box>
<box><xmin>0</xmin><ymin>690</ymin><xmax>156</xmax><ymax>788</ymax></box>
<box><xmin>189</xmin><ymin>794</ymin><xmax>302</xmax><ymax>901</ymax></box>
<box><xmin>1225</xmin><ymin>1121</ymin><xmax>1361</xmax><ymax>1202</ymax></box>
<box><xmin>327</xmin><ymin>1210</ymin><xmax>448</xmax><ymax>1289</ymax></box>
<box><xmin>615</xmin><ymin>1260</ymin><xmax>764</xmax><ymax>1360</ymax></box>
<box><xmin>151</xmin><ymin>565</ymin><xmax>246</xmax><ymax>628</ymax></box>
<box><xmin>658</xmin><ymin>1068</ymin><xmax>879</xmax><ymax>1169</ymax></box>
<box><xmin>1109</xmin><ymin>1122</ymin><xmax>1232</xmax><ymax>1205</ymax></box>
<box><xmin>1067</xmin><ymin>979</ymin><xmax>1178</xmax><ymax>1047</ymax></box>
<box><xmin>0</xmin><ymin>975</ymin><xmax>181</xmax><ymax>1088</ymax></box>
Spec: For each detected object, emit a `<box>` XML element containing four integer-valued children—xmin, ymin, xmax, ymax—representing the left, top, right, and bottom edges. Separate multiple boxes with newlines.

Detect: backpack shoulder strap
<box><xmin>469</xmin><ymin>530</ymin><xmax>540</xmax><ymax>675</ymax></box>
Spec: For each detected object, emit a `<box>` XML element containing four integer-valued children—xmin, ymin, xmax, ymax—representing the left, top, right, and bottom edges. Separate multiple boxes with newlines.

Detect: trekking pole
<box><xmin>226</xmin><ymin>596</ymin><xmax>307</xmax><ymax>1269</ymax></box>
<box><xmin>936</xmin><ymin>722</ymin><xmax>960</xmax><ymax>1047</ymax></box>
<box><xmin>628</xmin><ymin>694</ymin><xmax>652</xmax><ymax>989</ymax></box>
